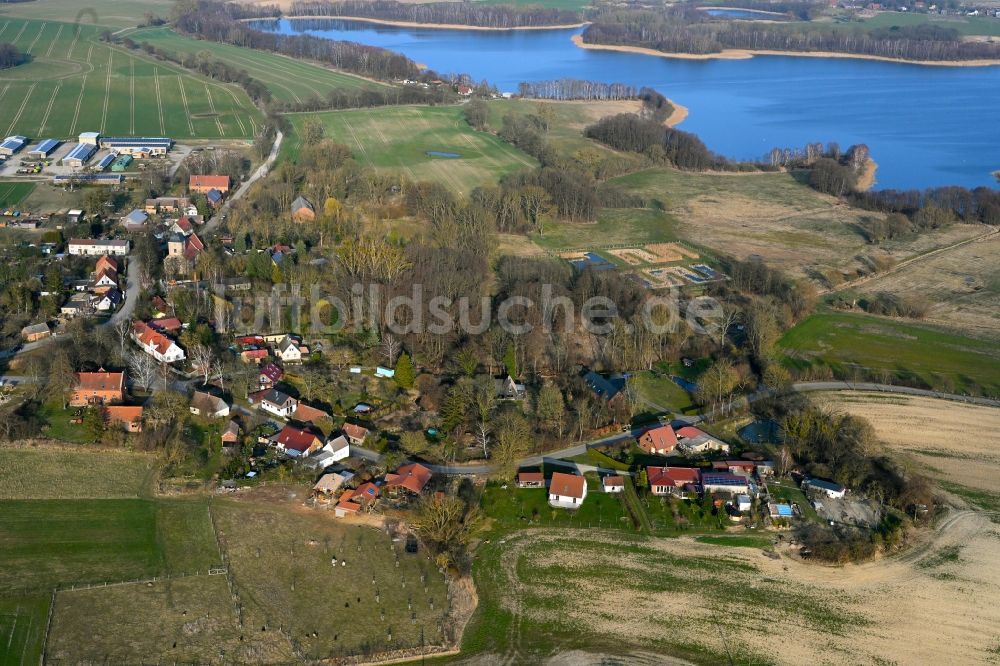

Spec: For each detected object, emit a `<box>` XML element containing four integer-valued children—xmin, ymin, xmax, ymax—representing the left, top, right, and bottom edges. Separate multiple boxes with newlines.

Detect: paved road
<box><xmin>107</xmin><ymin>253</ymin><xmax>142</xmax><ymax>327</ymax></box>
<box><xmin>202</xmin><ymin>130</ymin><xmax>283</xmax><ymax>236</ymax></box>
<box><xmin>349</xmin><ymin>381</ymin><xmax>1000</xmax><ymax>476</ymax></box>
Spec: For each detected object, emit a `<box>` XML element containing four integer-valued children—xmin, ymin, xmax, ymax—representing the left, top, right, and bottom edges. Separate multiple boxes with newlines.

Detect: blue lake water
<box><xmin>257</xmin><ymin>18</ymin><xmax>1000</xmax><ymax>190</ymax></box>
<box><xmin>702</xmin><ymin>8</ymin><xmax>785</xmax><ymax>19</ymax></box>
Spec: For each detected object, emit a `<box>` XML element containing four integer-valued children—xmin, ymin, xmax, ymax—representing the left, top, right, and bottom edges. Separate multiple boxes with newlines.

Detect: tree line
<box><xmin>517</xmin><ymin>79</ymin><xmax>637</xmax><ymax>101</ymax></box>
<box><xmin>702</xmin><ymin>0</ymin><xmax>823</xmax><ymax>20</ymax></box>
<box><xmin>173</xmin><ymin>2</ymin><xmax>424</xmax><ymax>81</ymax></box>
<box><xmin>582</xmin><ymin>9</ymin><xmax>1000</xmax><ymax>61</ymax></box>
<box><xmin>288</xmin><ymin>0</ymin><xmax>583</xmax><ymax>28</ymax></box>
<box><xmin>584</xmin><ymin>112</ymin><xmax>735</xmax><ymax>171</ymax></box>
<box><xmin>0</xmin><ymin>42</ymin><xmax>28</xmax><ymax>69</ymax></box>
<box><xmin>850</xmin><ymin>186</ymin><xmax>1000</xmax><ymax>226</ymax></box>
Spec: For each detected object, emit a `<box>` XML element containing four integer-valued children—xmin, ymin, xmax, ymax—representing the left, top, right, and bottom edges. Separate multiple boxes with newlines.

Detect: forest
<box><xmin>287</xmin><ymin>0</ymin><xmax>583</xmax><ymax>29</ymax></box>
<box><xmin>583</xmin><ymin>9</ymin><xmax>1000</xmax><ymax>61</ymax></box>
<box><xmin>173</xmin><ymin>2</ymin><xmax>424</xmax><ymax>81</ymax></box>
<box><xmin>0</xmin><ymin>42</ymin><xmax>28</xmax><ymax>69</ymax></box>
<box><xmin>517</xmin><ymin>80</ymin><xmax>638</xmax><ymax>101</ymax></box>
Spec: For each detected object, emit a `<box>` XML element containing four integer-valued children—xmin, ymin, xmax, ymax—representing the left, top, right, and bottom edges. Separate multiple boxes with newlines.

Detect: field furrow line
<box><xmin>129</xmin><ymin>57</ymin><xmax>135</xmax><ymax>133</ymax></box>
<box><xmin>366</xmin><ymin>111</ymin><xmax>389</xmax><ymax>145</ymax></box>
<box><xmin>194</xmin><ymin>48</ymin><xmax>307</xmax><ymax>102</ymax></box>
<box><xmin>65</xmin><ymin>25</ymin><xmax>81</xmax><ymax>59</ymax></box>
<box><xmin>26</xmin><ymin>22</ymin><xmax>47</xmax><ymax>55</ymax></box>
<box><xmin>204</xmin><ymin>84</ymin><xmax>225</xmax><ymax>136</ymax></box>
<box><xmin>69</xmin><ymin>75</ymin><xmax>88</xmax><ymax>134</ymax></box>
<box><xmin>37</xmin><ymin>82</ymin><xmax>61</xmax><ymax>135</ymax></box>
<box><xmin>177</xmin><ymin>76</ymin><xmax>195</xmax><ymax>135</ymax></box>
<box><xmin>0</xmin><ymin>22</ymin><xmax>9</xmax><ymax>39</ymax></box>
<box><xmin>153</xmin><ymin>69</ymin><xmax>165</xmax><ymax>134</ymax></box>
<box><xmin>99</xmin><ymin>49</ymin><xmax>113</xmax><ymax>133</ymax></box>
<box><xmin>10</xmin><ymin>21</ymin><xmax>27</xmax><ymax>47</ymax></box>
<box><xmin>44</xmin><ymin>24</ymin><xmax>63</xmax><ymax>58</ymax></box>
<box><xmin>341</xmin><ymin>119</ymin><xmax>370</xmax><ymax>160</ymax></box>
<box><xmin>0</xmin><ymin>83</ymin><xmax>10</xmax><ymax>105</ymax></box>
<box><xmin>5</xmin><ymin>82</ymin><xmax>35</xmax><ymax>136</ymax></box>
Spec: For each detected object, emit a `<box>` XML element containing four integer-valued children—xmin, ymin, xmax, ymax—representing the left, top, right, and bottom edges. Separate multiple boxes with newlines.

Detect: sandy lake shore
<box><xmin>283</xmin><ymin>15</ymin><xmax>589</xmax><ymax>31</ymax></box>
<box><xmin>570</xmin><ymin>34</ymin><xmax>1000</xmax><ymax>67</ymax></box>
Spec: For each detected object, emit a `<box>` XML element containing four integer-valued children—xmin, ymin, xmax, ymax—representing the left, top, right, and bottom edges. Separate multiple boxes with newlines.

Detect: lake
<box><xmin>255</xmin><ymin>18</ymin><xmax>1000</xmax><ymax>190</ymax></box>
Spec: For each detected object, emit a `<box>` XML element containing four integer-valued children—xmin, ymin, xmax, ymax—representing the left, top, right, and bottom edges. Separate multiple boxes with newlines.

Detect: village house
<box><xmin>648</xmin><ymin>466</ymin><xmax>701</xmax><ymax>496</ymax></box>
<box><xmin>144</xmin><ymin>196</ymin><xmax>191</xmax><ymax>214</ymax></box>
<box><xmin>291</xmin><ymin>195</ymin><xmax>315</xmax><ymax>222</ymax></box>
<box><xmin>583</xmin><ymin>370</ymin><xmax>626</xmax><ymax>404</ymax></box>
<box><xmin>258</xmin><ymin>363</ymin><xmax>283</xmax><ymax>390</ymax></box>
<box><xmin>68</xmin><ymin>239</ymin><xmax>130</xmax><ymax>256</ymax></box>
<box><xmin>342</xmin><ymin>422</ymin><xmax>369</xmax><ymax>446</ymax></box>
<box><xmin>701</xmin><ymin>473</ymin><xmax>751</xmax><ymax>496</ymax></box>
<box><xmin>495</xmin><ymin>375</ymin><xmax>526</xmax><ymax>400</ymax></box>
<box><xmin>335</xmin><ymin>482</ymin><xmax>379</xmax><ymax>517</ymax></box>
<box><xmin>95</xmin><ymin>255</ymin><xmax>118</xmax><ymax>276</ymax></box>
<box><xmin>292</xmin><ymin>402</ymin><xmax>330</xmax><ymax>424</ymax></box>
<box><xmin>250</xmin><ymin>388</ymin><xmax>298</xmax><ymax>418</ymax></box>
<box><xmin>70</xmin><ymin>370</ymin><xmax>125</xmax><ymax>407</ymax></box>
<box><xmin>548</xmin><ymin>472</ymin><xmax>588</xmax><ymax>508</ymax></box>
<box><xmin>275</xmin><ymin>335</ymin><xmax>308</xmax><ymax>363</ymax></box>
<box><xmin>132</xmin><ymin>321</ymin><xmax>185</xmax><ymax>363</ymax></box>
<box><xmin>602</xmin><ymin>475</ymin><xmax>625</xmax><ymax>493</ymax></box>
<box><xmin>221</xmin><ymin>420</ymin><xmax>241</xmax><ymax>447</ymax></box>
<box><xmin>270</xmin><ymin>424</ymin><xmax>323</xmax><ymax>457</ymax></box>
<box><xmin>170</xmin><ymin>217</ymin><xmax>195</xmax><ymax>236</ymax></box>
<box><xmin>638</xmin><ymin>424</ymin><xmax>677</xmax><ymax>455</ymax></box>
<box><xmin>311</xmin><ymin>471</ymin><xmax>355</xmax><ymax>502</ymax></box>
<box><xmin>149</xmin><ymin>317</ymin><xmax>182</xmax><ymax>334</ymax></box>
<box><xmin>241</xmin><ymin>348</ymin><xmax>269</xmax><ymax>364</ymax></box>
<box><xmin>20</xmin><ymin>322</ymin><xmax>50</xmax><ymax>343</ymax></box>
<box><xmin>802</xmin><ymin>478</ymin><xmax>847</xmax><ymax>499</ymax></box>
<box><xmin>60</xmin><ymin>293</ymin><xmax>94</xmax><ymax>318</ymax></box>
<box><xmin>95</xmin><ymin>289</ymin><xmax>123</xmax><ymax>312</ymax></box>
<box><xmin>90</xmin><ymin>269</ymin><xmax>118</xmax><ymax>295</ymax></box>
<box><xmin>189</xmin><ymin>390</ymin><xmax>230</xmax><ymax>419</ymax></box>
<box><xmin>206</xmin><ymin>189</ymin><xmax>224</xmax><ymax>208</ymax></box>
<box><xmin>384</xmin><ymin>463</ymin><xmax>433</xmax><ymax>496</ymax></box>
<box><xmin>189</xmin><ymin>174</ymin><xmax>230</xmax><ymax>194</ymax></box>
<box><xmin>325</xmin><ymin>434</ymin><xmax>351</xmax><ymax>461</ymax></box>
<box><xmin>675</xmin><ymin>426</ymin><xmax>731</xmax><ymax>454</ymax></box>
<box><xmin>517</xmin><ymin>471</ymin><xmax>544</xmax><ymax>488</ymax></box>
<box><xmin>123</xmin><ymin>209</ymin><xmax>149</xmax><ymax>231</ymax></box>
<box><xmin>105</xmin><ymin>405</ymin><xmax>143</xmax><ymax>433</ymax></box>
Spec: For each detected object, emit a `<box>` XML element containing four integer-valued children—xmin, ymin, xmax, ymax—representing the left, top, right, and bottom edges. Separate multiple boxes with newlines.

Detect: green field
<box><xmin>0</xmin><ymin>0</ymin><xmax>175</xmax><ymax>29</ymax></box>
<box><xmin>857</xmin><ymin>11</ymin><xmax>1000</xmax><ymax>37</ymax></box>
<box><xmin>0</xmin><ymin>447</ymin><xmax>156</xmax><ymax>499</ymax></box>
<box><xmin>0</xmin><ymin>181</ymin><xmax>35</xmax><ymax>209</ymax></box>
<box><xmin>533</xmin><ymin>207</ymin><xmax>678</xmax><ymax>252</ymax></box>
<box><xmin>0</xmin><ymin>18</ymin><xmax>260</xmax><ymax>140</ymax></box>
<box><xmin>128</xmin><ymin>26</ymin><xmax>387</xmax><ymax>104</ymax></box>
<box><xmin>779</xmin><ymin>310</ymin><xmax>1000</xmax><ymax>394</ymax></box>
<box><xmin>283</xmin><ymin>106</ymin><xmax>537</xmax><ymax>192</ymax></box>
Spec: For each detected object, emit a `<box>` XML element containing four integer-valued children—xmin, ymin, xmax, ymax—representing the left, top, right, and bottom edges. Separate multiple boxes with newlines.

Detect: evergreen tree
<box><xmin>394</xmin><ymin>353</ymin><xmax>415</xmax><ymax>389</ymax></box>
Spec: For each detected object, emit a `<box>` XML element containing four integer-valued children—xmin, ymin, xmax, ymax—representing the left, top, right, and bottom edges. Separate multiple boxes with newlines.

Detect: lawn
<box><xmin>0</xmin><ymin>594</ymin><xmax>49</xmax><ymax>666</ymax></box>
<box><xmin>211</xmin><ymin>500</ymin><xmax>450</xmax><ymax>660</ymax></box>
<box><xmin>0</xmin><ymin>498</ymin><xmax>163</xmax><ymax>595</ymax></box>
<box><xmin>0</xmin><ymin>181</ymin><xmax>34</xmax><ymax>209</ymax></box>
<box><xmin>155</xmin><ymin>499</ymin><xmax>222</xmax><ymax>574</ymax></box>
<box><xmin>532</xmin><ymin>207</ymin><xmax>678</xmax><ymax>253</ymax></box>
<box><xmin>481</xmin><ymin>477</ymin><xmax>638</xmax><ymax>532</ymax></box>
<box><xmin>0</xmin><ymin>18</ymin><xmax>260</xmax><ymax>139</ymax></box>
<box><xmin>282</xmin><ymin>105</ymin><xmax>537</xmax><ymax>192</ymax></box>
<box><xmin>779</xmin><ymin>310</ymin><xmax>1000</xmax><ymax>395</ymax></box>
<box><xmin>631</xmin><ymin>370</ymin><xmax>695</xmax><ymax>413</ymax></box>
<box><xmin>767</xmin><ymin>478</ymin><xmax>821</xmax><ymax>522</ymax></box>
<box><xmin>128</xmin><ymin>26</ymin><xmax>386</xmax><ymax>105</ymax></box>
<box><xmin>857</xmin><ymin>11</ymin><xmax>1000</xmax><ymax>37</ymax></box>
<box><xmin>0</xmin><ymin>446</ymin><xmax>156</xmax><ymax>499</ymax></box>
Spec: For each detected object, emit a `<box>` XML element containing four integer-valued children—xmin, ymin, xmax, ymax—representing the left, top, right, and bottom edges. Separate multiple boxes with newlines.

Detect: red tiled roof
<box><xmin>647</xmin><ymin>466</ymin><xmax>701</xmax><ymax>488</ymax></box>
<box><xmin>75</xmin><ymin>371</ymin><xmax>124</xmax><ymax>393</ymax></box>
<box><xmin>272</xmin><ymin>425</ymin><xmax>321</xmax><ymax>453</ymax></box>
<box><xmin>549</xmin><ymin>472</ymin><xmax>586</xmax><ymax>499</ymax></box>
<box><xmin>518</xmin><ymin>471</ymin><xmax>543</xmax><ymax>484</ymax></box>
<box><xmin>95</xmin><ymin>255</ymin><xmax>118</xmax><ymax>274</ymax></box>
<box><xmin>149</xmin><ymin>317</ymin><xmax>182</xmax><ymax>332</ymax></box>
<box><xmin>638</xmin><ymin>425</ymin><xmax>677</xmax><ymax>453</ymax></box>
<box><xmin>133</xmin><ymin>321</ymin><xmax>178</xmax><ymax>356</ymax></box>
<box><xmin>189</xmin><ymin>175</ymin><xmax>230</xmax><ymax>190</ymax></box>
<box><xmin>384</xmin><ymin>463</ymin><xmax>433</xmax><ymax>494</ymax></box>
<box><xmin>105</xmin><ymin>405</ymin><xmax>143</xmax><ymax>428</ymax></box>
<box><xmin>676</xmin><ymin>426</ymin><xmax>708</xmax><ymax>440</ymax></box>
<box><xmin>293</xmin><ymin>403</ymin><xmax>329</xmax><ymax>423</ymax></box>
<box><xmin>342</xmin><ymin>423</ymin><xmax>369</xmax><ymax>441</ymax></box>
<box><xmin>603</xmin><ymin>475</ymin><xmax>625</xmax><ymax>488</ymax></box>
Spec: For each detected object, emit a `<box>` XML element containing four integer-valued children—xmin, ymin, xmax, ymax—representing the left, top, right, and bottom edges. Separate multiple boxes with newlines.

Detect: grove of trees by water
<box><xmin>288</xmin><ymin>0</ymin><xmax>582</xmax><ymax>29</ymax></box>
<box><xmin>517</xmin><ymin>79</ymin><xmax>637</xmax><ymax>101</ymax></box>
<box><xmin>583</xmin><ymin>9</ymin><xmax>1000</xmax><ymax>61</ymax></box>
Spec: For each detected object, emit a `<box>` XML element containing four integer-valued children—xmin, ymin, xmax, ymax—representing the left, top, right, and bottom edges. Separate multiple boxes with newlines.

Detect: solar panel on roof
<box><xmin>96</xmin><ymin>153</ymin><xmax>116</xmax><ymax>169</ymax></box>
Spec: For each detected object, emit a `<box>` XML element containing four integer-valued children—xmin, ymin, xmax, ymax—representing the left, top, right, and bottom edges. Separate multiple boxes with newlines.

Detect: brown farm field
<box><xmin>854</xmin><ymin>231</ymin><xmax>1000</xmax><ymax>339</ymax></box>
<box><xmin>814</xmin><ymin>391</ymin><xmax>1000</xmax><ymax>495</ymax></box>
<box><xmin>464</xmin><ymin>514</ymin><xmax>1000</xmax><ymax>665</ymax></box>
<box><xmin>608</xmin><ymin>168</ymin><xmax>985</xmax><ymax>284</ymax></box>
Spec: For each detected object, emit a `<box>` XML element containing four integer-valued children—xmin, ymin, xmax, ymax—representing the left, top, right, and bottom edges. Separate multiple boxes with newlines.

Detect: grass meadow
<box><xmin>128</xmin><ymin>27</ymin><xmax>387</xmax><ymax>105</ymax></box>
<box><xmin>0</xmin><ymin>446</ymin><xmax>156</xmax><ymax>499</ymax></box>
<box><xmin>0</xmin><ymin>18</ymin><xmax>260</xmax><ymax>140</ymax></box>
<box><xmin>283</xmin><ymin>105</ymin><xmax>537</xmax><ymax>192</ymax></box>
<box><xmin>0</xmin><ymin>181</ymin><xmax>35</xmax><ymax>209</ymax></box>
<box><xmin>779</xmin><ymin>310</ymin><xmax>1000</xmax><ymax>394</ymax></box>
<box><xmin>0</xmin><ymin>0</ymin><xmax>175</xmax><ymax>29</ymax></box>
